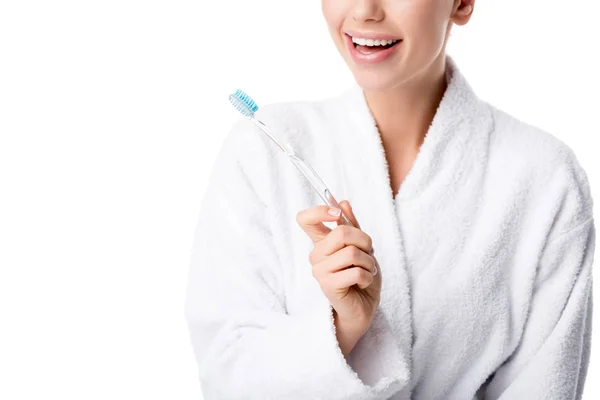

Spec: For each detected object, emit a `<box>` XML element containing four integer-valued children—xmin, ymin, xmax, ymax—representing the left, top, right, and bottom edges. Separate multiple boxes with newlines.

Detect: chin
<box><xmin>351</xmin><ymin>69</ymin><xmax>400</xmax><ymax>93</ymax></box>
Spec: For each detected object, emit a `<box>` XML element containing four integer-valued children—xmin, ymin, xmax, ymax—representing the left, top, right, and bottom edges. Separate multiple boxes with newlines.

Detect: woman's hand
<box><xmin>296</xmin><ymin>200</ymin><xmax>382</xmax><ymax>356</ymax></box>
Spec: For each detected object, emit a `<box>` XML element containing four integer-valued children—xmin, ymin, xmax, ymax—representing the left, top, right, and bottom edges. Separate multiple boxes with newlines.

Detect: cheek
<box><xmin>401</xmin><ymin>5</ymin><xmax>448</xmax><ymax>53</ymax></box>
<box><xmin>321</xmin><ymin>0</ymin><xmax>342</xmax><ymax>28</ymax></box>
<box><xmin>321</xmin><ymin>0</ymin><xmax>351</xmax><ymax>52</ymax></box>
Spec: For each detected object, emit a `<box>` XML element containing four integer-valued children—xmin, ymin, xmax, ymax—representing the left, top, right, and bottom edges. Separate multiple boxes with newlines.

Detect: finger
<box><xmin>339</xmin><ymin>200</ymin><xmax>376</xmax><ymax>256</ymax></box>
<box><xmin>296</xmin><ymin>204</ymin><xmax>344</xmax><ymax>243</ymax></box>
<box><xmin>313</xmin><ymin>245</ymin><xmax>377</xmax><ymax>279</ymax></box>
<box><xmin>332</xmin><ymin>264</ymin><xmax>375</xmax><ymax>290</ymax></box>
<box><xmin>314</xmin><ymin>225</ymin><xmax>373</xmax><ymax>263</ymax></box>
<box><xmin>337</xmin><ymin>200</ymin><xmax>361</xmax><ymax>230</ymax></box>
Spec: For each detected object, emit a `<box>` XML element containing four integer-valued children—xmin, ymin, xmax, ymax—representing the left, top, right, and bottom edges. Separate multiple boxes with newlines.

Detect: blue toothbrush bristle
<box><xmin>228</xmin><ymin>89</ymin><xmax>259</xmax><ymax>117</ymax></box>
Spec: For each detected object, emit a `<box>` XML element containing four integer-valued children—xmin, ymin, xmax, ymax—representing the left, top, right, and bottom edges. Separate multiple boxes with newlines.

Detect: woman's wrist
<box><xmin>333</xmin><ymin>310</ymin><xmax>369</xmax><ymax>357</ymax></box>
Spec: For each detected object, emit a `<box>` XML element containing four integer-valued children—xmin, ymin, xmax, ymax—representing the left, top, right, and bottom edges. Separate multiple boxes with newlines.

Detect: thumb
<box><xmin>336</xmin><ymin>200</ymin><xmax>361</xmax><ymax>229</ymax></box>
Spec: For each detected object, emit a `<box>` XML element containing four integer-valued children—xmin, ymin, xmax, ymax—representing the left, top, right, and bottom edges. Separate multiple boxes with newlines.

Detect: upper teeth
<box><xmin>351</xmin><ymin>37</ymin><xmax>399</xmax><ymax>47</ymax></box>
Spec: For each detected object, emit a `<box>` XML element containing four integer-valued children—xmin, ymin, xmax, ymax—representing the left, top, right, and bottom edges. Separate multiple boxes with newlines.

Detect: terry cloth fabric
<box><xmin>184</xmin><ymin>54</ymin><xmax>595</xmax><ymax>400</ymax></box>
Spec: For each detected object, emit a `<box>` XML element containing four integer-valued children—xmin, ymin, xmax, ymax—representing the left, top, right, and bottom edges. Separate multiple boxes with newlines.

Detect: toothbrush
<box><xmin>228</xmin><ymin>89</ymin><xmax>354</xmax><ymax>227</ymax></box>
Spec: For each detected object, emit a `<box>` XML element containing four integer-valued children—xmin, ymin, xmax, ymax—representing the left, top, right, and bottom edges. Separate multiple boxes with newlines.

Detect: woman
<box><xmin>185</xmin><ymin>1</ymin><xmax>595</xmax><ymax>399</ymax></box>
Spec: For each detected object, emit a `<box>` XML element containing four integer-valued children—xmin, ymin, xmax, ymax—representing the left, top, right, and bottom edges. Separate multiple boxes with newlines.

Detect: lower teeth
<box><xmin>355</xmin><ymin>42</ymin><xmax>396</xmax><ymax>50</ymax></box>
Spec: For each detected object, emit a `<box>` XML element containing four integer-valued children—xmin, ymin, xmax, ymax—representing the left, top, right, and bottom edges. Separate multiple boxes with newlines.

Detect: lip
<box><xmin>344</xmin><ymin>33</ymin><xmax>402</xmax><ymax>65</ymax></box>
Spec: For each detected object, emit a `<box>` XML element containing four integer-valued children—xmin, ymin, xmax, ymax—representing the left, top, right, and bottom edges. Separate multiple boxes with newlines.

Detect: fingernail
<box><xmin>328</xmin><ymin>207</ymin><xmax>341</xmax><ymax>216</ymax></box>
<box><xmin>373</xmin><ymin>264</ymin><xmax>378</xmax><ymax>276</ymax></box>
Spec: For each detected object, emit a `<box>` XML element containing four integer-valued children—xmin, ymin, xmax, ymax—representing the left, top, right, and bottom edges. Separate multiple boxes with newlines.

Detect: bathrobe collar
<box><xmin>333</xmin><ymin>54</ymin><xmax>494</xmax><ymax>373</ymax></box>
<box><xmin>341</xmin><ymin>54</ymin><xmax>494</xmax><ymax>202</ymax></box>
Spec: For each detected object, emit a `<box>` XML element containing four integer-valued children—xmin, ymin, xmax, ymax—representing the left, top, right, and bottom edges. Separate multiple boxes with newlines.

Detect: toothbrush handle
<box><xmin>247</xmin><ymin>117</ymin><xmax>354</xmax><ymax>227</ymax></box>
<box><xmin>289</xmin><ymin>155</ymin><xmax>354</xmax><ymax>227</ymax></box>
<box><xmin>324</xmin><ymin>188</ymin><xmax>354</xmax><ymax>227</ymax></box>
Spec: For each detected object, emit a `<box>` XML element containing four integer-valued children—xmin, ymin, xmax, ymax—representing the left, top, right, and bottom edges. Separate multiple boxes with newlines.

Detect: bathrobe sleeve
<box><xmin>485</xmin><ymin>157</ymin><xmax>596</xmax><ymax>399</ymax></box>
<box><xmin>184</xmin><ymin>117</ymin><xmax>406</xmax><ymax>400</ymax></box>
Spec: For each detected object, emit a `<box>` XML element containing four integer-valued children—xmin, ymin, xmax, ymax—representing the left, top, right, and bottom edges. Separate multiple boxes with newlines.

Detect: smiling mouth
<box><xmin>346</xmin><ymin>33</ymin><xmax>402</xmax><ymax>52</ymax></box>
<box><xmin>348</xmin><ymin>39</ymin><xmax>402</xmax><ymax>58</ymax></box>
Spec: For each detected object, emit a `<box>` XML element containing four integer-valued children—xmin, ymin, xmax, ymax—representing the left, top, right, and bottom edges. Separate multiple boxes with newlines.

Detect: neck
<box><xmin>362</xmin><ymin>53</ymin><xmax>448</xmax><ymax>151</ymax></box>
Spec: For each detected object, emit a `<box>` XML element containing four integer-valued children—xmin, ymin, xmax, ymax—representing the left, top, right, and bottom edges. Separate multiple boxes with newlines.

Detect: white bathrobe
<box><xmin>184</xmin><ymin>55</ymin><xmax>596</xmax><ymax>400</ymax></box>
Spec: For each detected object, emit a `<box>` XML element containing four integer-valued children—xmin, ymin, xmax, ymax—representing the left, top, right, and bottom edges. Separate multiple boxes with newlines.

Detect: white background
<box><xmin>0</xmin><ymin>0</ymin><xmax>598</xmax><ymax>398</ymax></box>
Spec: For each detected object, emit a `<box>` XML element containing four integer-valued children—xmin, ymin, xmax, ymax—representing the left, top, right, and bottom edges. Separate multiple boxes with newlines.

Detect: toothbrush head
<box><xmin>229</xmin><ymin>89</ymin><xmax>259</xmax><ymax>118</ymax></box>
